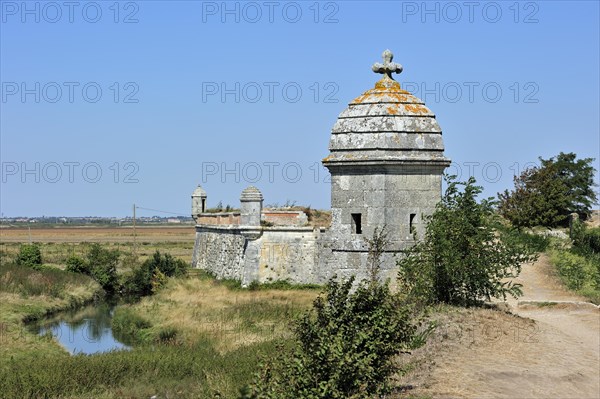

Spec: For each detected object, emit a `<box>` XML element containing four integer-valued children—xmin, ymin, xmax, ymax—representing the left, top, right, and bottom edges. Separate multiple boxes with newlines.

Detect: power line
<box><xmin>134</xmin><ymin>205</ymin><xmax>188</xmax><ymax>217</ymax></box>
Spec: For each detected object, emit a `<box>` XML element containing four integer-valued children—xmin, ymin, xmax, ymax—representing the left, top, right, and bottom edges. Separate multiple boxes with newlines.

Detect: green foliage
<box><xmin>364</xmin><ymin>226</ymin><xmax>389</xmax><ymax>284</ymax></box>
<box><xmin>553</xmin><ymin>222</ymin><xmax>600</xmax><ymax>303</ymax></box>
<box><xmin>541</xmin><ymin>152</ymin><xmax>598</xmax><ymax>218</ymax></box>
<box><xmin>124</xmin><ymin>251</ymin><xmax>188</xmax><ymax>296</ymax></box>
<box><xmin>247</xmin><ymin>279</ymin><xmax>321</xmax><ymax>291</ymax></box>
<box><xmin>498</xmin><ymin>165</ymin><xmax>570</xmax><ymax>228</ymax></box>
<box><xmin>151</xmin><ymin>268</ymin><xmax>168</xmax><ymax>293</ymax></box>
<box><xmin>498</xmin><ymin>227</ymin><xmax>550</xmax><ymax>253</ymax></box>
<box><xmin>85</xmin><ymin>243</ymin><xmax>120</xmax><ymax>292</ymax></box>
<box><xmin>498</xmin><ymin>152</ymin><xmax>598</xmax><ymax>228</ymax></box>
<box><xmin>573</xmin><ymin>224</ymin><xmax>600</xmax><ymax>255</ymax></box>
<box><xmin>550</xmin><ymin>250</ymin><xmax>591</xmax><ymax>290</ymax></box>
<box><xmin>243</xmin><ymin>277</ymin><xmax>417</xmax><ymax>398</ymax></box>
<box><xmin>111</xmin><ymin>306</ymin><xmax>153</xmax><ymax>345</ymax></box>
<box><xmin>0</xmin><ymin>338</ymin><xmax>278</xmax><ymax>399</ymax></box>
<box><xmin>65</xmin><ymin>255</ymin><xmax>88</xmax><ymax>274</ymax></box>
<box><xmin>15</xmin><ymin>244</ymin><xmax>43</xmax><ymax>270</ymax></box>
<box><xmin>398</xmin><ymin>176</ymin><xmax>537</xmax><ymax>306</ymax></box>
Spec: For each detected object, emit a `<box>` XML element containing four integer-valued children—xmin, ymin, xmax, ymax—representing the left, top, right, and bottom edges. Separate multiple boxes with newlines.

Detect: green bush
<box><xmin>550</xmin><ymin>247</ymin><xmax>599</xmax><ymax>293</ymax></box>
<box><xmin>124</xmin><ymin>251</ymin><xmax>188</xmax><ymax>296</ymax></box>
<box><xmin>574</xmin><ymin>226</ymin><xmax>600</xmax><ymax>255</ymax></box>
<box><xmin>85</xmin><ymin>243</ymin><xmax>119</xmax><ymax>292</ymax></box>
<box><xmin>242</xmin><ymin>277</ymin><xmax>417</xmax><ymax>398</ymax></box>
<box><xmin>15</xmin><ymin>244</ymin><xmax>43</xmax><ymax>270</ymax></box>
<box><xmin>398</xmin><ymin>176</ymin><xmax>537</xmax><ymax>306</ymax></box>
<box><xmin>501</xmin><ymin>228</ymin><xmax>550</xmax><ymax>253</ymax></box>
<box><xmin>65</xmin><ymin>255</ymin><xmax>88</xmax><ymax>274</ymax></box>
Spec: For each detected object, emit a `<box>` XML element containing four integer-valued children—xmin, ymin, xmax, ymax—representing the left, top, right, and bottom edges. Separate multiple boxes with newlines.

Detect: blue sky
<box><xmin>1</xmin><ymin>0</ymin><xmax>599</xmax><ymax>217</ymax></box>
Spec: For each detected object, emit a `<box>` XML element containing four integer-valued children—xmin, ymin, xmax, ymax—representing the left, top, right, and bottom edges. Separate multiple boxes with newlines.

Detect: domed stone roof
<box><xmin>323</xmin><ymin>50</ymin><xmax>450</xmax><ymax>171</ymax></box>
<box><xmin>240</xmin><ymin>186</ymin><xmax>263</xmax><ymax>202</ymax></box>
<box><xmin>191</xmin><ymin>185</ymin><xmax>207</xmax><ymax>197</ymax></box>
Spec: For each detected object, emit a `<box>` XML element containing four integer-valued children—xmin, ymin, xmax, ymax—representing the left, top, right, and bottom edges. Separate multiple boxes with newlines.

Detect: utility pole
<box><xmin>133</xmin><ymin>203</ymin><xmax>137</xmax><ymax>253</ymax></box>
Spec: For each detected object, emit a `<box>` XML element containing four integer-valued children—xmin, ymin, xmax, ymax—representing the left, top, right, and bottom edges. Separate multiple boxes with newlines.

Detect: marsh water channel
<box><xmin>28</xmin><ymin>302</ymin><xmax>131</xmax><ymax>355</ymax></box>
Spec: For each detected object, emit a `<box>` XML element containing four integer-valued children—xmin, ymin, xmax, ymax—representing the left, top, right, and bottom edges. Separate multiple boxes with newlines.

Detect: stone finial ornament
<box><xmin>372</xmin><ymin>49</ymin><xmax>403</xmax><ymax>79</ymax></box>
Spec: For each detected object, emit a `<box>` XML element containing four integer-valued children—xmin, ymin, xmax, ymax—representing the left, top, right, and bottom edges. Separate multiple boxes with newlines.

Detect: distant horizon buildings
<box><xmin>0</xmin><ymin>215</ymin><xmax>194</xmax><ymax>225</ymax></box>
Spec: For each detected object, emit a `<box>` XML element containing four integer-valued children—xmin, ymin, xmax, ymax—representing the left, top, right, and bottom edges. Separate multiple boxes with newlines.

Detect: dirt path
<box><xmin>402</xmin><ymin>255</ymin><xmax>600</xmax><ymax>399</ymax></box>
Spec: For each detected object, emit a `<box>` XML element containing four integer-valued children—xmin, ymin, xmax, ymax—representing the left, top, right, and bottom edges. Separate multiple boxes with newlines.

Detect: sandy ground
<box><xmin>399</xmin><ymin>254</ymin><xmax>600</xmax><ymax>399</ymax></box>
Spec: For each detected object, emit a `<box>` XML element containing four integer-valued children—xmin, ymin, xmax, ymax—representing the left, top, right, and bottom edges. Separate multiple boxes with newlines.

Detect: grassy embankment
<box><xmin>0</xmin><ymin>262</ymin><xmax>103</xmax><ymax>363</ymax></box>
<box><xmin>547</xmin><ymin>225</ymin><xmax>600</xmax><ymax>304</ymax></box>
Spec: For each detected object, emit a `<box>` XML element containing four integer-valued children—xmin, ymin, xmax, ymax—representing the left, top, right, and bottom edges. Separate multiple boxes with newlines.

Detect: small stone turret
<box><xmin>191</xmin><ymin>185</ymin><xmax>207</xmax><ymax>216</ymax></box>
<box><xmin>240</xmin><ymin>186</ymin><xmax>263</xmax><ymax>226</ymax></box>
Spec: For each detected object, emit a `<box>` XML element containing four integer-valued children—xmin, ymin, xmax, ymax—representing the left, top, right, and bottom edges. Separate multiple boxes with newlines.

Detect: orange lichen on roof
<box><xmin>404</xmin><ymin>104</ymin><xmax>430</xmax><ymax>115</ymax></box>
<box><xmin>351</xmin><ymin>91</ymin><xmax>415</xmax><ymax>104</ymax></box>
<box><xmin>386</xmin><ymin>105</ymin><xmax>399</xmax><ymax>115</ymax></box>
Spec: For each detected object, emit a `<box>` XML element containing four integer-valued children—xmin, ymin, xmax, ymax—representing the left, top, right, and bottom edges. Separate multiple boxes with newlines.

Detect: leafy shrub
<box><xmin>86</xmin><ymin>243</ymin><xmax>119</xmax><ymax>292</ymax></box>
<box><xmin>124</xmin><ymin>251</ymin><xmax>187</xmax><ymax>296</ymax></box>
<box><xmin>65</xmin><ymin>255</ymin><xmax>88</xmax><ymax>274</ymax></box>
<box><xmin>151</xmin><ymin>268</ymin><xmax>168</xmax><ymax>293</ymax></box>
<box><xmin>242</xmin><ymin>277</ymin><xmax>417</xmax><ymax>398</ymax></box>
<box><xmin>398</xmin><ymin>176</ymin><xmax>537</xmax><ymax>306</ymax></box>
<box><xmin>501</xmin><ymin>228</ymin><xmax>550</xmax><ymax>253</ymax></box>
<box><xmin>550</xmin><ymin>249</ymin><xmax>596</xmax><ymax>291</ymax></box>
<box><xmin>573</xmin><ymin>226</ymin><xmax>600</xmax><ymax>255</ymax></box>
<box><xmin>15</xmin><ymin>244</ymin><xmax>43</xmax><ymax>270</ymax></box>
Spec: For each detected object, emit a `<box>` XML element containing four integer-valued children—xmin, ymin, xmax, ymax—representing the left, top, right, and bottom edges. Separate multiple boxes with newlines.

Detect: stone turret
<box><xmin>191</xmin><ymin>185</ymin><xmax>207</xmax><ymax>216</ymax></box>
<box><xmin>240</xmin><ymin>186</ymin><xmax>263</xmax><ymax>226</ymax></box>
<box><xmin>322</xmin><ymin>49</ymin><xmax>451</xmax><ymax>248</ymax></box>
<box><xmin>192</xmin><ymin>50</ymin><xmax>452</xmax><ymax>286</ymax></box>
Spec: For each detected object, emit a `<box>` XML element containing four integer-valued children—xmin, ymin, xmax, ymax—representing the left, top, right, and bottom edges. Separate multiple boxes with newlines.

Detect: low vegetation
<box><xmin>398</xmin><ymin>176</ymin><xmax>537</xmax><ymax>306</ymax></box>
<box><xmin>0</xmin><ymin>255</ymin><xmax>319</xmax><ymax>398</ymax></box>
<box><xmin>0</xmin><ymin>338</ymin><xmax>281</xmax><ymax>398</ymax></box>
<box><xmin>15</xmin><ymin>244</ymin><xmax>43</xmax><ymax>270</ymax></box>
<box><xmin>0</xmin><ymin>261</ymin><xmax>102</xmax><ymax>365</ymax></box>
<box><xmin>242</xmin><ymin>277</ymin><xmax>419</xmax><ymax>398</ymax></box>
<box><xmin>548</xmin><ymin>222</ymin><xmax>600</xmax><ymax>304</ymax></box>
<box><xmin>122</xmin><ymin>250</ymin><xmax>188</xmax><ymax>296</ymax></box>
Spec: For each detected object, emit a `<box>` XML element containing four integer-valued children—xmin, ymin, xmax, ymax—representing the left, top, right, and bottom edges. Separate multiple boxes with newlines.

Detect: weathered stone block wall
<box><xmin>330</xmin><ymin>172</ymin><xmax>441</xmax><ymax>249</ymax></box>
<box><xmin>192</xmin><ymin>226</ymin><xmax>246</xmax><ymax>280</ymax></box>
<box><xmin>257</xmin><ymin>227</ymin><xmax>322</xmax><ymax>283</ymax></box>
<box><xmin>193</xmin><ymin>225</ymin><xmax>325</xmax><ymax>285</ymax></box>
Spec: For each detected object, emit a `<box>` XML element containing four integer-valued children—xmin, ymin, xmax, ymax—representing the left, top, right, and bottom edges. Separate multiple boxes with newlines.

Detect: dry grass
<box><xmin>0</xmin><ymin>226</ymin><xmax>196</xmax><ymax>265</ymax></box>
<box><xmin>0</xmin><ymin>226</ymin><xmax>195</xmax><ymax>243</ymax></box>
<box><xmin>122</xmin><ymin>276</ymin><xmax>319</xmax><ymax>352</ymax></box>
<box><xmin>393</xmin><ymin>305</ymin><xmax>537</xmax><ymax>398</ymax></box>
